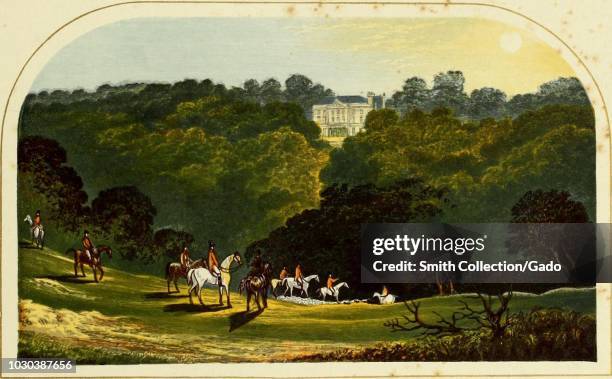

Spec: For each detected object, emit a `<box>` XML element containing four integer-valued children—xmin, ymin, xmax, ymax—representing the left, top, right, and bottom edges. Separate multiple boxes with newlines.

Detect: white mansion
<box><xmin>312</xmin><ymin>92</ymin><xmax>385</xmax><ymax>145</ymax></box>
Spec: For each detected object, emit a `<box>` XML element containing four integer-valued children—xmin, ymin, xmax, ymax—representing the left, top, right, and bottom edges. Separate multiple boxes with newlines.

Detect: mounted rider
<box><xmin>248</xmin><ymin>250</ymin><xmax>263</xmax><ymax>277</ymax></box>
<box><xmin>295</xmin><ymin>263</ymin><xmax>304</xmax><ymax>290</ymax></box>
<box><xmin>34</xmin><ymin>210</ymin><xmax>42</xmax><ymax>228</ymax></box>
<box><xmin>327</xmin><ymin>274</ymin><xmax>339</xmax><ymax>293</ymax></box>
<box><xmin>179</xmin><ymin>246</ymin><xmax>191</xmax><ymax>276</ymax></box>
<box><xmin>279</xmin><ymin>266</ymin><xmax>288</xmax><ymax>280</ymax></box>
<box><xmin>207</xmin><ymin>240</ymin><xmax>221</xmax><ymax>284</ymax></box>
<box><xmin>82</xmin><ymin>230</ymin><xmax>95</xmax><ymax>262</ymax></box>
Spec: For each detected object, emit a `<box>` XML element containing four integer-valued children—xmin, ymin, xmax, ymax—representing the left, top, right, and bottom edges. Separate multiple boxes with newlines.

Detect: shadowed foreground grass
<box><xmin>18</xmin><ymin>245</ymin><xmax>596</xmax><ymax>363</ymax></box>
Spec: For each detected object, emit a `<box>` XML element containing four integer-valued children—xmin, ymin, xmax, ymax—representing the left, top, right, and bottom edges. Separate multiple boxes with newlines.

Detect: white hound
<box><xmin>373</xmin><ymin>291</ymin><xmax>397</xmax><ymax>304</ymax></box>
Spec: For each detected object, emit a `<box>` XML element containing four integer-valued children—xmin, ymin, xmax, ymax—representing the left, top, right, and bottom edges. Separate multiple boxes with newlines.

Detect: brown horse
<box><xmin>165</xmin><ymin>258</ymin><xmax>205</xmax><ymax>293</ymax></box>
<box><xmin>239</xmin><ymin>263</ymin><xmax>272</xmax><ymax>312</ymax></box>
<box><xmin>65</xmin><ymin>245</ymin><xmax>112</xmax><ymax>282</ymax></box>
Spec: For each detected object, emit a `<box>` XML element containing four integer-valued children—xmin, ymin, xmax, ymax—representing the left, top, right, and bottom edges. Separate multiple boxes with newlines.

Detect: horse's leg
<box><xmin>255</xmin><ymin>292</ymin><xmax>261</xmax><ymax>311</ymax></box>
<box><xmin>225</xmin><ymin>286</ymin><xmax>232</xmax><ymax>308</ymax></box>
<box><xmin>246</xmin><ymin>291</ymin><xmax>251</xmax><ymax>312</ymax></box>
<box><xmin>262</xmin><ymin>290</ymin><xmax>268</xmax><ymax>308</ymax></box>
<box><xmin>167</xmin><ymin>277</ymin><xmax>171</xmax><ymax>294</ymax></box>
<box><xmin>92</xmin><ymin>266</ymin><xmax>98</xmax><ymax>282</ymax></box>
<box><xmin>188</xmin><ymin>285</ymin><xmax>194</xmax><ymax>304</ymax></box>
<box><xmin>81</xmin><ymin>264</ymin><xmax>86</xmax><ymax>277</ymax></box>
<box><xmin>197</xmin><ymin>286</ymin><xmax>205</xmax><ymax>306</ymax></box>
<box><xmin>174</xmin><ymin>274</ymin><xmax>180</xmax><ymax>293</ymax></box>
<box><xmin>98</xmin><ymin>266</ymin><xmax>104</xmax><ymax>281</ymax></box>
<box><xmin>218</xmin><ymin>285</ymin><xmax>223</xmax><ymax>306</ymax></box>
<box><xmin>74</xmin><ymin>260</ymin><xmax>78</xmax><ymax>277</ymax></box>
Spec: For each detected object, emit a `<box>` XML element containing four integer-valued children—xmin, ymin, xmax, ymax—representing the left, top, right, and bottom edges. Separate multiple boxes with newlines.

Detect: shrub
<box><xmin>295</xmin><ymin>309</ymin><xmax>595</xmax><ymax>361</ymax></box>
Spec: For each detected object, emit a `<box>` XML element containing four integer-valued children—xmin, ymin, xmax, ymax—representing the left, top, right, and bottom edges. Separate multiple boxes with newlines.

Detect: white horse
<box><xmin>187</xmin><ymin>251</ymin><xmax>241</xmax><ymax>307</ymax></box>
<box><xmin>317</xmin><ymin>282</ymin><xmax>349</xmax><ymax>302</ymax></box>
<box><xmin>24</xmin><ymin>215</ymin><xmax>44</xmax><ymax>249</ymax></box>
<box><xmin>281</xmin><ymin>274</ymin><xmax>319</xmax><ymax>297</ymax></box>
<box><xmin>373</xmin><ymin>291</ymin><xmax>397</xmax><ymax>304</ymax></box>
<box><xmin>270</xmin><ymin>278</ymin><xmax>285</xmax><ymax>297</ymax></box>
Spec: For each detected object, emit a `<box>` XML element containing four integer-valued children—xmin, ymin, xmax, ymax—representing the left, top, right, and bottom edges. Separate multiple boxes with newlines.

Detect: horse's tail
<box><xmin>165</xmin><ymin>262</ymin><xmax>172</xmax><ymax>279</ymax></box>
<box><xmin>187</xmin><ymin>269</ymin><xmax>194</xmax><ymax>287</ymax></box>
<box><xmin>65</xmin><ymin>248</ymin><xmax>76</xmax><ymax>255</ymax></box>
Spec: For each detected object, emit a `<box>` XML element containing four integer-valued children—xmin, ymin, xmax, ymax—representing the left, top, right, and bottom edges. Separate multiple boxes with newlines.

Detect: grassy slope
<box><xmin>18</xmin><ymin>245</ymin><xmax>596</xmax><ymax>363</ymax></box>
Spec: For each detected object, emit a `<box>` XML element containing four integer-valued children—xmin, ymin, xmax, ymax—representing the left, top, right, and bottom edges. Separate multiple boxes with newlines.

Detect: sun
<box><xmin>499</xmin><ymin>32</ymin><xmax>523</xmax><ymax>54</ymax></box>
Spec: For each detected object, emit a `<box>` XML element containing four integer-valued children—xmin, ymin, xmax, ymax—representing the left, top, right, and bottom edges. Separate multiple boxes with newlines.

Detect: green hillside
<box><xmin>18</xmin><ymin>244</ymin><xmax>596</xmax><ymax>363</ymax></box>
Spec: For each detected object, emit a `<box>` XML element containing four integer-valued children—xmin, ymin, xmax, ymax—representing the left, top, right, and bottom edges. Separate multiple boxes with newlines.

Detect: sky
<box><xmin>31</xmin><ymin>17</ymin><xmax>576</xmax><ymax>97</ymax></box>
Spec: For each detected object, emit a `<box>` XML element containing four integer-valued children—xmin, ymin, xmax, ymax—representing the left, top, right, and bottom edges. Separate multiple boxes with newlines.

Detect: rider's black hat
<box><xmin>35</xmin><ymin>210</ymin><xmax>41</xmax><ymax>214</ymax></box>
<box><xmin>84</xmin><ymin>230</ymin><xmax>89</xmax><ymax>234</ymax></box>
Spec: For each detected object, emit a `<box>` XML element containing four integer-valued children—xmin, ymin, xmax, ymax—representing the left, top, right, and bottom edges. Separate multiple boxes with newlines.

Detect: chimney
<box><xmin>367</xmin><ymin>91</ymin><xmax>374</xmax><ymax>107</ymax></box>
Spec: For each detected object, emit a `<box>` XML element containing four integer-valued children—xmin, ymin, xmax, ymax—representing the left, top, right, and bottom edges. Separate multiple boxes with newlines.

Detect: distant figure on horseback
<box><xmin>327</xmin><ymin>274</ymin><xmax>339</xmax><ymax>292</ymax></box>
<box><xmin>240</xmin><ymin>262</ymin><xmax>273</xmax><ymax>312</ymax></box>
<box><xmin>207</xmin><ymin>240</ymin><xmax>221</xmax><ymax>285</ymax></box>
<box><xmin>34</xmin><ymin>210</ymin><xmax>42</xmax><ymax>228</ymax></box>
<box><xmin>165</xmin><ymin>245</ymin><xmax>205</xmax><ymax>293</ymax></box>
<box><xmin>24</xmin><ymin>210</ymin><xmax>45</xmax><ymax>249</ymax></box>
<box><xmin>180</xmin><ymin>246</ymin><xmax>191</xmax><ymax>275</ymax></box>
<box><xmin>279</xmin><ymin>266</ymin><xmax>288</xmax><ymax>280</ymax></box>
<box><xmin>188</xmin><ymin>250</ymin><xmax>242</xmax><ymax>307</ymax></box>
<box><xmin>66</xmin><ymin>235</ymin><xmax>113</xmax><ymax>282</ymax></box>
<box><xmin>82</xmin><ymin>230</ymin><xmax>94</xmax><ymax>261</ymax></box>
<box><xmin>295</xmin><ymin>263</ymin><xmax>304</xmax><ymax>290</ymax></box>
<box><xmin>270</xmin><ymin>265</ymin><xmax>289</xmax><ymax>297</ymax></box>
<box><xmin>248</xmin><ymin>250</ymin><xmax>263</xmax><ymax>277</ymax></box>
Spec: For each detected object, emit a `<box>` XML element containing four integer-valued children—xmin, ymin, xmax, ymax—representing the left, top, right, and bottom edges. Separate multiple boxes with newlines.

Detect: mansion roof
<box><xmin>315</xmin><ymin>96</ymin><xmax>369</xmax><ymax>105</ymax></box>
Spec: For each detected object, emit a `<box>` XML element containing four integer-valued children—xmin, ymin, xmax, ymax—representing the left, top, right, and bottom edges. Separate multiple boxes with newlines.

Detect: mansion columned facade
<box><xmin>312</xmin><ymin>92</ymin><xmax>385</xmax><ymax>146</ymax></box>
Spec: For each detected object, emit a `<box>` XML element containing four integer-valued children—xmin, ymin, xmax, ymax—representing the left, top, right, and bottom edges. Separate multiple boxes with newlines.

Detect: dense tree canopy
<box><xmin>91</xmin><ymin>186</ymin><xmax>157</xmax><ymax>260</ymax></box>
<box><xmin>321</xmin><ymin>105</ymin><xmax>595</xmax><ymax>222</ymax></box>
<box><xmin>19</xmin><ymin>73</ymin><xmax>595</xmax><ymax>278</ymax></box>
<box><xmin>246</xmin><ymin>179</ymin><xmax>449</xmax><ymax>296</ymax></box>
<box><xmin>386</xmin><ymin>74</ymin><xmax>590</xmax><ymax>119</ymax></box>
<box><xmin>18</xmin><ymin>136</ymin><xmax>88</xmax><ymax>231</ymax></box>
<box><xmin>20</xmin><ymin>77</ymin><xmax>330</xmax><ymax>256</ymax></box>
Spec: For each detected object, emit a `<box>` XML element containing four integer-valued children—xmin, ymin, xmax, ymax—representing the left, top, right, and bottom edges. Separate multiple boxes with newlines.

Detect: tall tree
<box><xmin>91</xmin><ymin>186</ymin><xmax>157</xmax><ymax>260</ymax></box>
<box><xmin>18</xmin><ymin>136</ymin><xmax>88</xmax><ymax>231</ymax></box>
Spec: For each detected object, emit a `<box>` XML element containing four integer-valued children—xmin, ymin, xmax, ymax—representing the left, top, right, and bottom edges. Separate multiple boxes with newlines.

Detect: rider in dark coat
<box><xmin>249</xmin><ymin>250</ymin><xmax>263</xmax><ymax>277</ymax></box>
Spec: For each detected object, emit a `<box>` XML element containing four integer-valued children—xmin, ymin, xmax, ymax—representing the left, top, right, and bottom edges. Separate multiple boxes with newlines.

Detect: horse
<box><xmin>23</xmin><ymin>215</ymin><xmax>44</xmax><ymax>249</ymax></box>
<box><xmin>281</xmin><ymin>274</ymin><xmax>319</xmax><ymax>297</ymax></box>
<box><xmin>373</xmin><ymin>291</ymin><xmax>397</xmax><ymax>304</ymax></box>
<box><xmin>65</xmin><ymin>245</ymin><xmax>113</xmax><ymax>282</ymax></box>
<box><xmin>270</xmin><ymin>278</ymin><xmax>286</xmax><ymax>298</ymax></box>
<box><xmin>239</xmin><ymin>263</ymin><xmax>272</xmax><ymax>312</ymax></box>
<box><xmin>165</xmin><ymin>258</ymin><xmax>206</xmax><ymax>293</ymax></box>
<box><xmin>187</xmin><ymin>251</ymin><xmax>241</xmax><ymax>308</ymax></box>
<box><xmin>317</xmin><ymin>282</ymin><xmax>349</xmax><ymax>303</ymax></box>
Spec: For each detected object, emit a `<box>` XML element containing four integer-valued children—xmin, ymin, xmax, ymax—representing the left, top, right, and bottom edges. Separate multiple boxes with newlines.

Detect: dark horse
<box><xmin>239</xmin><ymin>262</ymin><xmax>272</xmax><ymax>312</ymax></box>
<box><xmin>165</xmin><ymin>258</ymin><xmax>205</xmax><ymax>293</ymax></box>
<box><xmin>65</xmin><ymin>246</ymin><xmax>112</xmax><ymax>282</ymax></box>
